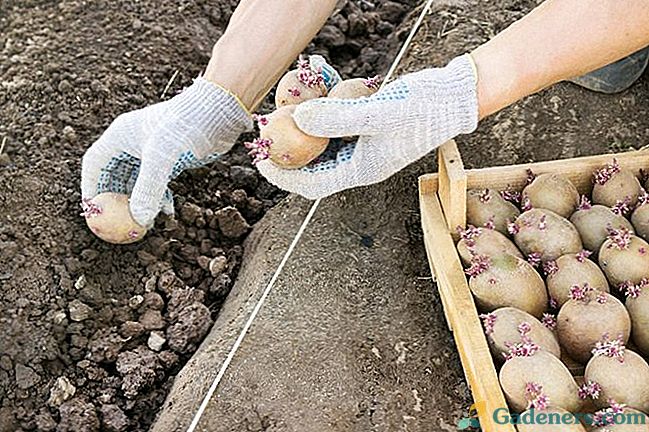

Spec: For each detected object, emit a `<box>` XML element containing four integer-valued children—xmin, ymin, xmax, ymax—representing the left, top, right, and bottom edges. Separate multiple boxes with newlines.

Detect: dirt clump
<box><xmin>0</xmin><ymin>0</ymin><xmax>418</xmax><ymax>430</ymax></box>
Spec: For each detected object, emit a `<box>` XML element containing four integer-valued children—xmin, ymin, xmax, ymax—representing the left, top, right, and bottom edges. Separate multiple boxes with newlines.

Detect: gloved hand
<box><xmin>256</xmin><ymin>54</ymin><xmax>480</xmax><ymax>200</ymax></box>
<box><xmin>81</xmin><ymin>77</ymin><xmax>252</xmax><ymax>227</ymax></box>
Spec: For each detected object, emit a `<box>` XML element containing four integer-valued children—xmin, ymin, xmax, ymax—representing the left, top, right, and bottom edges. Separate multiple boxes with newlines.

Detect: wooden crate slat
<box><xmin>419</xmin><ymin>180</ymin><xmax>514</xmax><ymax>432</ymax></box>
<box><xmin>437</xmin><ymin>140</ymin><xmax>467</xmax><ymax>238</ymax></box>
<box><xmin>419</xmin><ymin>148</ymin><xmax>649</xmax><ymax>432</ymax></box>
<box><xmin>465</xmin><ymin>149</ymin><xmax>649</xmax><ymax>193</ymax></box>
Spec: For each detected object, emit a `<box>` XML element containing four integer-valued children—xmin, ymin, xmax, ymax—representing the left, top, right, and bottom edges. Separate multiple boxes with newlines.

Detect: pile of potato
<box><xmin>245</xmin><ymin>56</ymin><xmax>380</xmax><ymax>169</ymax></box>
<box><xmin>459</xmin><ymin>160</ymin><xmax>649</xmax><ymax>431</ymax></box>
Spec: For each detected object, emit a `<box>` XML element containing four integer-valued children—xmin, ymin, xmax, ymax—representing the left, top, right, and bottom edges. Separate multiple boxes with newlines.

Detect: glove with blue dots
<box><xmin>81</xmin><ymin>76</ymin><xmax>253</xmax><ymax>228</ymax></box>
<box><xmin>81</xmin><ymin>55</ymin><xmax>340</xmax><ymax>227</ymax></box>
<box><xmin>256</xmin><ymin>54</ymin><xmax>479</xmax><ymax>200</ymax></box>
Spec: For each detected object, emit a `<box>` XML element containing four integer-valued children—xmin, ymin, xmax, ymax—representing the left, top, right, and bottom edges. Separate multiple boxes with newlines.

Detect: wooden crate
<box><xmin>419</xmin><ymin>141</ymin><xmax>649</xmax><ymax>432</ymax></box>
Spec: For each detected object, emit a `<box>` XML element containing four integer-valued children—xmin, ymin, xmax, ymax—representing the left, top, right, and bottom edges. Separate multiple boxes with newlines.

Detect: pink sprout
<box><xmin>525</xmin><ymin>382</ymin><xmax>542</xmax><ymax>396</ymax></box>
<box><xmin>518</xmin><ymin>322</ymin><xmax>532</xmax><ymax>336</ymax></box>
<box><xmin>592</xmin><ymin>334</ymin><xmax>626</xmax><ymax>363</ymax></box>
<box><xmin>296</xmin><ymin>56</ymin><xmax>324</xmax><ymax>88</ymax></box>
<box><xmin>457</xmin><ymin>225</ymin><xmax>482</xmax><ymax>250</ymax></box>
<box><xmin>488</xmin><ymin>277</ymin><xmax>498</xmax><ymax>285</ymax></box>
<box><xmin>543</xmin><ymin>260</ymin><xmax>559</xmax><ymax>277</ymax></box>
<box><xmin>578</xmin><ymin>381</ymin><xmax>602</xmax><ymax>400</ymax></box>
<box><xmin>549</xmin><ymin>297</ymin><xmax>558</xmax><ymax>309</ymax></box>
<box><xmin>363</xmin><ymin>75</ymin><xmax>381</xmax><ymax>89</ymax></box>
<box><xmin>606</xmin><ymin>226</ymin><xmax>632</xmax><ymax>250</ymax></box>
<box><xmin>484</xmin><ymin>217</ymin><xmax>495</xmax><ymax>230</ymax></box>
<box><xmin>479</xmin><ymin>189</ymin><xmax>492</xmax><ymax>203</ymax></box>
<box><xmin>621</xmin><ymin>278</ymin><xmax>647</xmax><ymax>299</ymax></box>
<box><xmin>576</xmin><ymin>249</ymin><xmax>592</xmax><ymax>263</ymax></box>
<box><xmin>296</xmin><ymin>57</ymin><xmax>309</xmax><ymax>70</ymax></box>
<box><xmin>593</xmin><ymin>159</ymin><xmax>621</xmax><ymax>186</ymax></box>
<box><xmin>641</xmin><ymin>247</ymin><xmax>647</xmax><ymax>255</ymax></box>
<box><xmin>504</xmin><ymin>322</ymin><xmax>539</xmax><ymax>360</ymax></box>
<box><xmin>526</xmin><ymin>169</ymin><xmax>536</xmax><ymax>185</ymax></box>
<box><xmin>527</xmin><ymin>252</ymin><xmax>542</xmax><ymax>268</ymax></box>
<box><xmin>504</xmin><ymin>339</ymin><xmax>539</xmax><ymax>360</ymax></box>
<box><xmin>80</xmin><ymin>199</ymin><xmax>102</xmax><ymax>218</ymax></box>
<box><xmin>465</xmin><ymin>255</ymin><xmax>491</xmax><ymax>277</ymax></box>
<box><xmin>593</xmin><ymin>401</ymin><xmax>627</xmax><ymax>427</ymax></box>
<box><xmin>500</xmin><ymin>187</ymin><xmax>521</xmax><ymax>204</ymax></box>
<box><xmin>638</xmin><ymin>190</ymin><xmax>649</xmax><ymax>207</ymax></box>
<box><xmin>244</xmin><ymin>138</ymin><xmax>272</xmax><ymax>164</ymax></box>
<box><xmin>618</xmin><ymin>280</ymin><xmax>633</xmax><ymax>296</ymax></box>
<box><xmin>525</xmin><ymin>382</ymin><xmax>549</xmax><ymax>411</ymax></box>
<box><xmin>610</xmin><ymin>400</ymin><xmax>626</xmax><ymax>414</ymax></box>
<box><xmin>507</xmin><ymin>221</ymin><xmax>520</xmax><ymax>235</ymax></box>
<box><xmin>252</xmin><ymin>113</ymin><xmax>269</xmax><ymax>126</ymax></box>
<box><xmin>541</xmin><ymin>313</ymin><xmax>556</xmax><ymax>331</ymax></box>
<box><xmin>287</xmin><ymin>87</ymin><xmax>301</xmax><ymax>97</ymax></box>
<box><xmin>521</xmin><ymin>195</ymin><xmax>533</xmax><ymax>211</ymax></box>
<box><xmin>569</xmin><ymin>283</ymin><xmax>592</xmax><ymax>301</ymax></box>
<box><xmin>128</xmin><ymin>230</ymin><xmax>139</xmax><ymax>239</ymax></box>
<box><xmin>596</xmin><ymin>293</ymin><xmax>608</xmax><ymax>304</ymax></box>
<box><xmin>538</xmin><ymin>214</ymin><xmax>547</xmax><ymax>231</ymax></box>
<box><xmin>480</xmin><ymin>312</ymin><xmax>497</xmax><ymax>335</ymax></box>
<box><xmin>578</xmin><ymin>195</ymin><xmax>592</xmax><ymax>211</ymax></box>
<box><xmin>611</xmin><ymin>196</ymin><xmax>632</xmax><ymax>216</ymax></box>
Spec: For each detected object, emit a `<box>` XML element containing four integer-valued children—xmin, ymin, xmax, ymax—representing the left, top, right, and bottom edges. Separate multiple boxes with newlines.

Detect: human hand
<box><xmin>256</xmin><ymin>54</ymin><xmax>479</xmax><ymax>200</ymax></box>
<box><xmin>81</xmin><ymin>77</ymin><xmax>252</xmax><ymax>227</ymax></box>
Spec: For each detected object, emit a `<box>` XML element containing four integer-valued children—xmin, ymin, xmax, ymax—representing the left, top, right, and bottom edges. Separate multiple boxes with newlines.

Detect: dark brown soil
<box><xmin>0</xmin><ymin>1</ymin><xmax>418</xmax><ymax>431</ymax></box>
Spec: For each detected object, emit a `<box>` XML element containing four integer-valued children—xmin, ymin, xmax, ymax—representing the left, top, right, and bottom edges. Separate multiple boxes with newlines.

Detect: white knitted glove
<box><xmin>81</xmin><ymin>77</ymin><xmax>252</xmax><ymax>227</ymax></box>
<box><xmin>256</xmin><ymin>54</ymin><xmax>479</xmax><ymax>200</ymax></box>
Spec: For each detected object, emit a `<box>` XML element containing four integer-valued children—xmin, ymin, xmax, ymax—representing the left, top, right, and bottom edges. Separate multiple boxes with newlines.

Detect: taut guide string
<box><xmin>186</xmin><ymin>1</ymin><xmax>437</xmax><ymax>429</ymax></box>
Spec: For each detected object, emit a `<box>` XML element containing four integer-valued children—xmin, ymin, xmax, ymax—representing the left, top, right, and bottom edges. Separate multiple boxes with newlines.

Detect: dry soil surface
<box><xmin>0</xmin><ymin>0</ymin><xmax>418</xmax><ymax>431</ymax></box>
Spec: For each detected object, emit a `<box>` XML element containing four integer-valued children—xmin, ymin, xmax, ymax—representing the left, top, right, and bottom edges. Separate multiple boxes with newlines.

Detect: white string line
<box><xmin>186</xmin><ymin>1</ymin><xmax>436</xmax><ymax>430</ymax></box>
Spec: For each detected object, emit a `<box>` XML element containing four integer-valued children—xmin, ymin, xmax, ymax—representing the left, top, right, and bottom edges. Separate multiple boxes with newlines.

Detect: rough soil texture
<box><xmin>0</xmin><ymin>0</ymin><xmax>418</xmax><ymax>431</ymax></box>
<box><xmin>4</xmin><ymin>0</ymin><xmax>649</xmax><ymax>431</ymax></box>
<box><xmin>152</xmin><ymin>1</ymin><xmax>649</xmax><ymax>432</ymax></box>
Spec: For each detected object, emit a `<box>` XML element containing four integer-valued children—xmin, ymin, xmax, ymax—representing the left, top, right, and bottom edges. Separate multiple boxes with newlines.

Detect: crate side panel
<box><xmin>466</xmin><ymin>150</ymin><xmax>649</xmax><ymax>193</ymax></box>
<box><xmin>419</xmin><ymin>188</ymin><xmax>515</xmax><ymax>432</ymax></box>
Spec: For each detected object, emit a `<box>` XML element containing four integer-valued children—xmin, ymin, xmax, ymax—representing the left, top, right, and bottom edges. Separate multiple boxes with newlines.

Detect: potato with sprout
<box><xmin>247</xmin><ymin>106</ymin><xmax>329</xmax><ymax>169</ymax></box>
<box><xmin>480</xmin><ymin>307</ymin><xmax>560</xmax><ymax>362</ymax></box>
<box><xmin>584</xmin><ymin>336</ymin><xmax>649</xmax><ymax>412</ymax></box>
<box><xmin>328</xmin><ymin>76</ymin><xmax>380</xmax><ymax>99</ymax></box>
<box><xmin>556</xmin><ymin>287</ymin><xmax>630</xmax><ymax>364</ymax></box>
<box><xmin>466</xmin><ymin>254</ymin><xmax>547</xmax><ymax>318</ymax></box>
<box><xmin>522</xmin><ymin>172</ymin><xmax>579</xmax><ymax>218</ymax></box>
<box><xmin>544</xmin><ymin>250</ymin><xmax>609</xmax><ymax>307</ymax></box>
<box><xmin>82</xmin><ymin>193</ymin><xmax>147</xmax><ymax>244</ymax></box>
<box><xmin>592</xmin><ymin>159</ymin><xmax>642</xmax><ymax>208</ymax></box>
<box><xmin>570</xmin><ymin>196</ymin><xmax>634</xmax><ymax>253</ymax></box>
<box><xmin>598</xmin><ymin>226</ymin><xmax>649</xmax><ymax>287</ymax></box>
<box><xmin>510</xmin><ymin>208</ymin><xmax>582</xmax><ymax>262</ymax></box>
<box><xmin>275</xmin><ymin>57</ymin><xmax>328</xmax><ymax>108</ymax></box>
<box><xmin>499</xmin><ymin>349</ymin><xmax>582</xmax><ymax>413</ymax></box>
<box><xmin>631</xmin><ymin>190</ymin><xmax>649</xmax><ymax>241</ymax></box>
<box><xmin>466</xmin><ymin>188</ymin><xmax>520</xmax><ymax>235</ymax></box>
<box><xmin>456</xmin><ymin>225</ymin><xmax>522</xmax><ymax>266</ymax></box>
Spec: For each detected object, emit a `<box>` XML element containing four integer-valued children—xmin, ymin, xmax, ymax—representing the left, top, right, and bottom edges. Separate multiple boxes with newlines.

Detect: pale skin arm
<box><xmin>203</xmin><ymin>0</ymin><xmax>649</xmax><ymax>120</ymax></box>
<box><xmin>205</xmin><ymin>0</ymin><xmax>338</xmax><ymax>111</ymax></box>
<box><xmin>473</xmin><ymin>0</ymin><xmax>649</xmax><ymax>119</ymax></box>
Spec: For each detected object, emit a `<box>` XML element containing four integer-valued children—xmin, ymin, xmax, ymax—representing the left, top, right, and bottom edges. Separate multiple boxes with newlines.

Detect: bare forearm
<box><xmin>473</xmin><ymin>0</ymin><xmax>649</xmax><ymax>119</ymax></box>
<box><xmin>205</xmin><ymin>0</ymin><xmax>338</xmax><ymax>110</ymax></box>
